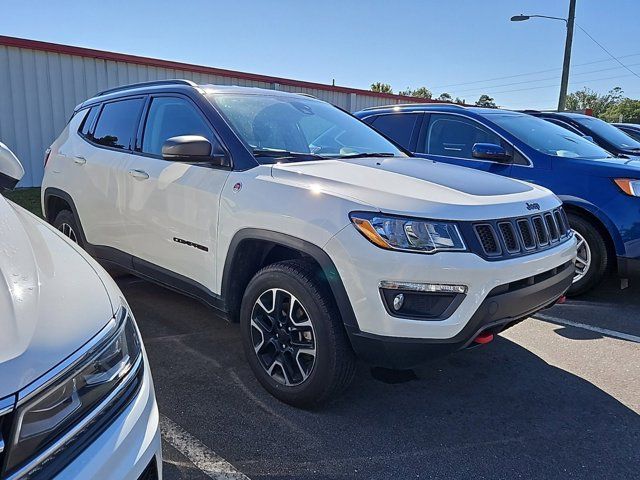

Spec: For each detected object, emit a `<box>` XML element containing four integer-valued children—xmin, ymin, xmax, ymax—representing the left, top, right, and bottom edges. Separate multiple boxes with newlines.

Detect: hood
<box><xmin>0</xmin><ymin>198</ymin><xmax>115</xmax><ymax>397</ymax></box>
<box><xmin>557</xmin><ymin>154</ymin><xmax>640</xmax><ymax>176</ymax></box>
<box><xmin>271</xmin><ymin>156</ymin><xmax>560</xmax><ymax>220</ymax></box>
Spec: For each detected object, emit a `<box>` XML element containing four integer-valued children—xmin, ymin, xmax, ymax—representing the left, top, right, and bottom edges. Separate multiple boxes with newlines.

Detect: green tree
<box><xmin>437</xmin><ymin>92</ymin><xmax>453</xmax><ymax>102</ymax></box>
<box><xmin>398</xmin><ymin>86</ymin><xmax>432</xmax><ymax>99</ymax></box>
<box><xmin>371</xmin><ymin>82</ymin><xmax>393</xmax><ymax>94</ymax></box>
<box><xmin>602</xmin><ymin>98</ymin><xmax>640</xmax><ymax>123</ymax></box>
<box><xmin>454</xmin><ymin>97</ymin><xmax>465</xmax><ymax>105</ymax></box>
<box><xmin>475</xmin><ymin>94</ymin><xmax>496</xmax><ymax>108</ymax></box>
<box><xmin>565</xmin><ymin>87</ymin><xmax>624</xmax><ymax>117</ymax></box>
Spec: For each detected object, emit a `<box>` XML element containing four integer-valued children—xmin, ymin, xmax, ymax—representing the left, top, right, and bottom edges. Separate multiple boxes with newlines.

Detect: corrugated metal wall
<box><xmin>0</xmin><ymin>44</ymin><xmax>413</xmax><ymax>187</ymax></box>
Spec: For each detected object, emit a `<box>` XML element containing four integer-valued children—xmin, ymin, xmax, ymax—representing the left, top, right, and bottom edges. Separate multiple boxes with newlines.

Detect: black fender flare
<box><xmin>221</xmin><ymin>228</ymin><xmax>359</xmax><ymax>330</ymax></box>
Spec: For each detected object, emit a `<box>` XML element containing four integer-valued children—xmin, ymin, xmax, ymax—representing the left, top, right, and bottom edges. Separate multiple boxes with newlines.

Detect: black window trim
<box><xmin>76</xmin><ymin>94</ymin><xmax>147</xmax><ymax>154</ymax></box>
<box><xmin>421</xmin><ymin>111</ymin><xmax>533</xmax><ymax>168</ymax></box>
<box><xmin>135</xmin><ymin>92</ymin><xmax>233</xmax><ymax>170</ymax></box>
<box><xmin>363</xmin><ymin>111</ymin><xmax>423</xmax><ymax>152</ymax></box>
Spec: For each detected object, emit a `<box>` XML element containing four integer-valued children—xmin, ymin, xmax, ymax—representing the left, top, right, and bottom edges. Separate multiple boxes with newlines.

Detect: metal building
<box><xmin>0</xmin><ymin>36</ymin><xmax>427</xmax><ymax>187</ymax></box>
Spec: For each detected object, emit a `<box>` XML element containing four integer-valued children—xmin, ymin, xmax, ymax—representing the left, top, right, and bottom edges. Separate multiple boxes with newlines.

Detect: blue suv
<box><xmin>355</xmin><ymin>104</ymin><xmax>640</xmax><ymax>295</ymax></box>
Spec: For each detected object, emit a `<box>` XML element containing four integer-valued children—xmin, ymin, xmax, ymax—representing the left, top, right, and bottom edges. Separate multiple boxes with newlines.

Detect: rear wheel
<box><xmin>240</xmin><ymin>260</ymin><xmax>356</xmax><ymax>408</ymax></box>
<box><xmin>52</xmin><ymin>210</ymin><xmax>82</xmax><ymax>246</ymax></box>
<box><xmin>566</xmin><ymin>213</ymin><xmax>608</xmax><ymax>296</ymax></box>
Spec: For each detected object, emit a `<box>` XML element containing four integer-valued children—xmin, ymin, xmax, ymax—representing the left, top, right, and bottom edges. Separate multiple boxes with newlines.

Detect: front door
<box><xmin>415</xmin><ymin>113</ymin><xmax>513</xmax><ymax>176</ymax></box>
<box><xmin>123</xmin><ymin>95</ymin><xmax>230</xmax><ymax>293</ymax></box>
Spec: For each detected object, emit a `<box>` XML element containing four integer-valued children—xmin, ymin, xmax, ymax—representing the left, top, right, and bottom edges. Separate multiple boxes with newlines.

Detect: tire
<box><xmin>52</xmin><ymin>209</ymin><xmax>126</xmax><ymax>277</ymax></box>
<box><xmin>52</xmin><ymin>209</ymin><xmax>83</xmax><ymax>247</ymax></box>
<box><xmin>240</xmin><ymin>259</ymin><xmax>356</xmax><ymax>408</ymax></box>
<box><xmin>566</xmin><ymin>213</ymin><xmax>608</xmax><ymax>296</ymax></box>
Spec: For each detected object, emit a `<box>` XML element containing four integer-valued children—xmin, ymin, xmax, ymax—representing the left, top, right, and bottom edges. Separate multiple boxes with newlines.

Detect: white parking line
<box><xmin>160</xmin><ymin>414</ymin><xmax>250</xmax><ymax>480</ymax></box>
<box><xmin>535</xmin><ymin>313</ymin><xmax>640</xmax><ymax>344</ymax></box>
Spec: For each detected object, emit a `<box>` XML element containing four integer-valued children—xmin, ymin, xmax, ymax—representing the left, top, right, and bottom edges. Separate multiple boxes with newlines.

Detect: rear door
<box><xmin>122</xmin><ymin>94</ymin><xmax>231</xmax><ymax>292</ymax></box>
<box><xmin>414</xmin><ymin>113</ymin><xmax>513</xmax><ymax>175</ymax></box>
<box><xmin>70</xmin><ymin>97</ymin><xmax>145</xmax><ymax>253</ymax></box>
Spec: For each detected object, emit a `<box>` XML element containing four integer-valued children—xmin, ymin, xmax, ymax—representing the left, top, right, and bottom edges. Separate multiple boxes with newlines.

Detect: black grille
<box><xmin>517</xmin><ymin>219</ymin><xmax>536</xmax><ymax>249</ymax></box>
<box><xmin>498</xmin><ymin>222</ymin><xmax>519</xmax><ymax>253</ymax></box>
<box><xmin>532</xmin><ymin>216</ymin><xmax>549</xmax><ymax>245</ymax></box>
<box><xmin>474</xmin><ymin>224</ymin><xmax>500</xmax><ymax>255</ymax></box>
<box><xmin>469</xmin><ymin>207</ymin><xmax>571</xmax><ymax>260</ymax></box>
<box><xmin>554</xmin><ymin>210</ymin><xmax>566</xmax><ymax>235</ymax></box>
<box><xmin>545</xmin><ymin>213</ymin><xmax>559</xmax><ymax>241</ymax></box>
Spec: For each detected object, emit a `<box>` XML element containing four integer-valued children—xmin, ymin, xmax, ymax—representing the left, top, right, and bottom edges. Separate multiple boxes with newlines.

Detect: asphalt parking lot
<box><xmin>120</xmin><ymin>275</ymin><xmax>640</xmax><ymax>480</ymax></box>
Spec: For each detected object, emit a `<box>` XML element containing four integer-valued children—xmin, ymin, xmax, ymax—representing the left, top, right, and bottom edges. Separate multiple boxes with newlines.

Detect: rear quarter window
<box><xmin>78</xmin><ymin>106</ymin><xmax>99</xmax><ymax>138</ymax></box>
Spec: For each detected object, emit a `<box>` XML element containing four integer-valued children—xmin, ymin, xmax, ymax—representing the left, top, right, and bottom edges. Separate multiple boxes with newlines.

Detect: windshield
<box><xmin>208</xmin><ymin>93</ymin><xmax>405</xmax><ymax>162</ymax></box>
<box><xmin>489</xmin><ymin>113</ymin><xmax>612</xmax><ymax>159</ymax></box>
<box><xmin>572</xmin><ymin>116</ymin><xmax>640</xmax><ymax>151</ymax></box>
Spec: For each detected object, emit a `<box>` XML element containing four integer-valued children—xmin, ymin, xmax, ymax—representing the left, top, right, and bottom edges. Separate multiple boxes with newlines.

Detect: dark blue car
<box><xmin>525</xmin><ymin>111</ymin><xmax>640</xmax><ymax>158</ymax></box>
<box><xmin>354</xmin><ymin>104</ymin><xmax>640</xmax><ymax>295</ymax></box>
<box><xmin>613</xmin><ymin>123</ymin><xmax>640</xmax><ymax>143</ymax></box>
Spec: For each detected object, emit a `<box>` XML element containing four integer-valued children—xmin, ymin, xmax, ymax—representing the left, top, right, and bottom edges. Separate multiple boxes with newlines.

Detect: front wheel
<box><xmin>566</xmin><ymin>214</ymin><xmax>608</xmax><ymax>296</ymax></box>
<box><xmin>240</xmin><ymin>260</ymin><xmax>356</xmax><ymax>408</ymax></box>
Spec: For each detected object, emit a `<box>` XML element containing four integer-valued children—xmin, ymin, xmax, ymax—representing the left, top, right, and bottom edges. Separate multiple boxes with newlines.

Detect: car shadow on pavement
<box><xmin>119</xmin><ymin>276</ymin><xmax>640</xmax><ymax>480</ymax></box>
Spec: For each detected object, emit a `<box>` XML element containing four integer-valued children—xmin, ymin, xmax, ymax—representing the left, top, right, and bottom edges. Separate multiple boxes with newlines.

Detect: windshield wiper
<box><xmin>252</xmin><ymin>148</ymin><xmax>327</xmax><ymax>161</ymax></box>
<box><xmin>333</xmin><ymin>152</ymin><xmax>398</xmax><ymax>159</ymax></box>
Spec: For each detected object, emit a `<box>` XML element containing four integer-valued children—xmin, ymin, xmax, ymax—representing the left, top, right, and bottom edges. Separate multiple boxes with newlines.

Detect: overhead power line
<box><xmin>448</xmin><ymin>62</ymin><xmax>640</xmax><ymax>96</ymax></box>
<box><xmin>576</xmin><ymin>24</ymin><xmax>640</xmax><ymax>81</ymax></box>
<box><xmin>430</xmin><ymin>52</ymin><xmax>640</xmax><ymax>90</ymax></box>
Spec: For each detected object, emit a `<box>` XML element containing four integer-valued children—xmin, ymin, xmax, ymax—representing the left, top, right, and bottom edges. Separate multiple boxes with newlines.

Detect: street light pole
<box><xmin>558</xmin><ymin>0</ymin><xmax>577</xmax><ymax>111</ymax></box>
<box><xmin>511</xmin><ymin>0</ymin><xmax>577</xmax><ymax>111</ymax></box>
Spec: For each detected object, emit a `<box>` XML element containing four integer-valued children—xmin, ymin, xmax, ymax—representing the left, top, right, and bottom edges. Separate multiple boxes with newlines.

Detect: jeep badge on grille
<box><xmin>526</xmin><ymin>202</ymin><xmax>541</xmax><ymax>211</ymax></box>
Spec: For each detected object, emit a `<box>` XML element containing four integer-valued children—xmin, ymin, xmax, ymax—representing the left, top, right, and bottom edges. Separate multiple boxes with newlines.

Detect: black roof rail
<box><xmin>96</xmin><ymin>79</ymin><xmax>198</xmax><ymax>97</ymax></box>
<box><xmin>361</xmin><ymin>102</ymin><xmax>466</xmax><ymax>111</ymax></box>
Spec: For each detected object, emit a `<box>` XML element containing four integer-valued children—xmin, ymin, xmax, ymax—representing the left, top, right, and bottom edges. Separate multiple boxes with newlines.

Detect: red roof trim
<box><xmin>0</xmin><ymin>35</ymin><xmax>441</xmax><ymax>104</ymax></box>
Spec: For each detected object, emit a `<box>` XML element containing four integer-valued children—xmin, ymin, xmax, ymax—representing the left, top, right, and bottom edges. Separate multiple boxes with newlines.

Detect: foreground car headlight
<box><xmin>350</xmin><ymin>212</ymin><xmax>466</xmax><ymax>253</ymax></box>
<box><xmin>613</xmin><ymin>178</ymin><xmax>640</xmax><ymax>197</ymax></box>
<box><xmin>4</xmin><ymin>307</ymin><xmax>143</xmax><ymax>476</ymax></box>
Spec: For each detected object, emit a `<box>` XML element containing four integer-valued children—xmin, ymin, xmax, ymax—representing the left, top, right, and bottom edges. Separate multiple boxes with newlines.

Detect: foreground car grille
<box><xmin>466</xmin><ymin>207</ymin><xmax>572</xmax><ymax>260</ymax></box>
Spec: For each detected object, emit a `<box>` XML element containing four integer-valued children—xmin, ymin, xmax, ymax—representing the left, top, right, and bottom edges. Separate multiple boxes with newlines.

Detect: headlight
<box><xmin>4</xmin><ymin>307</ymin><xmax>143</xmax><ymax>477</ymax></box>
<box><xmin>350</xmin><ymin>212</ymin><xmax>466</xmax><ymax>253</ymax></box>
<box><xmin>613</xmin><ymin>178</ymin><xmax>640</xmax><ymax>197</ymax></box>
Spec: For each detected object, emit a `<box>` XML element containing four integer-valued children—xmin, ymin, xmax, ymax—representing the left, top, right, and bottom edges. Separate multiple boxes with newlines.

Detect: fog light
<box><xmin>393</xmin><ymin>293</ymin><xmax>405</xmax><ymax>311</ymax></box>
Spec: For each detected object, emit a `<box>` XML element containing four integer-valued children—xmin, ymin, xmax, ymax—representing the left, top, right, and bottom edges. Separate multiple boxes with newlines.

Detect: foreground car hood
<box><xmin>272</xmin><ymin>157</ymin><xmax>560</xmax><ymax>219</ymax></box>
<box><xmin>0</xmin><ymin>198</ymin><xmax>113</xmax><ymax>397</ymax></box>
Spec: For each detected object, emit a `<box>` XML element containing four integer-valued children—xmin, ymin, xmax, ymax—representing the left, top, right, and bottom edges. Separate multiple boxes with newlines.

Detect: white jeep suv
<box><xmin>42</xmin><ymin>80</ymin><xmax>577</xmax><ymax>407</ymax></box>
<box><xmin>0</xmin><ymin>143</ymin><xmax>161</xmax><ymax>479</ymax></box>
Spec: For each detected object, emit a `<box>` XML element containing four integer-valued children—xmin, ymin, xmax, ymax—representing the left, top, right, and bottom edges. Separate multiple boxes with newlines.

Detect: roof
<box><xmin>0</xmin><ymin>35</ymin><xmax>433</xmax><ymax>105</ymax></box>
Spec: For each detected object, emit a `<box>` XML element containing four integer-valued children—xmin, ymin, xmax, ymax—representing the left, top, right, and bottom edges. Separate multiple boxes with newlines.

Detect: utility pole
<box><xmin>558</xmin><ymin>0</ymin><xmax>577</xmax><ymax>111</ymax></box>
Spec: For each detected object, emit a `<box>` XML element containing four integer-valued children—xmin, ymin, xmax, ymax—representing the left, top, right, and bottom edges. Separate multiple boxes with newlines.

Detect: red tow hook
<box><xmin>557</xmin><ymin>295</ymin><xmax>567</xmax><ymax>304</ymax></box>
<box><xmin>473</xmin><ymin>332</ymin><xmax>494</xmax><ymax>344</ymax></box>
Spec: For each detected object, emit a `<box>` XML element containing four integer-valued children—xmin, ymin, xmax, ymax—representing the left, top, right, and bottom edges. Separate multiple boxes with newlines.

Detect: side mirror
<box><xmin>162</xmin><ymin>135</ymin><xmax>228</xmax><ymax>166</ymax></box>
<box><xmin>472</xmin><ymin>143</ymin><xmax>511</xmax><ymax>162</ymax></box>
<box><xmin>0</xmin><ymin>142</ymin><xmax>25</xmax><ymax>190</ymax></box>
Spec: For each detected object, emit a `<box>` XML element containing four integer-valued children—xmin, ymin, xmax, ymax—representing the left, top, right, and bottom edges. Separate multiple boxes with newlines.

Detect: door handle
<box><xmin>73</xmin><ymin>155</ymin><xmax>87</xmax><ymax>165</ymax></box>
<box><xmin>128</xmin><ymin>169</ymin><xmax>150</xmax><ymax>180</ymax></box>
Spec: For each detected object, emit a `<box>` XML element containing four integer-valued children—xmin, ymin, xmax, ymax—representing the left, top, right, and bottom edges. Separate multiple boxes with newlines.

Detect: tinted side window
<box><xmin>78</xmin><ymin>106</ymin><xmax>99</xmax><ymax>137</ymax></box>
<box><xmin>142</xmin><ymin>97</ymin><xmax>212</xmax><ymax>156</ymax></box>
<box><xmin>92</xmin><ymin>98</ymin><xmax>144</xmax><ymax>150</ymax></box>
<box><xmin>423</xmin><ymin>114</ymin><xmax>502</xmax><ymax>158</ymax></box>
<box><xmin>369</xmin><ymin>114</ymin><xmax>418</xmax><ymax>149</ymax></box>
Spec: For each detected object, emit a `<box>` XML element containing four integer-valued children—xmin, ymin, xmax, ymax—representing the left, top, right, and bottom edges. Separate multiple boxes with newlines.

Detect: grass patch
<box><xmin>3</xmin><ymin>188</ymin><xmax>42</xmax><ymax>217</ymax></box>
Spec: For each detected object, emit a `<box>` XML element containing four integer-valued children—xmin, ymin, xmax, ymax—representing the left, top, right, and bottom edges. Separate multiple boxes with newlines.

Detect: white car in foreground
<box><xmin>0</xmin><ymin>143</ymin><xmax>161</xmax><ymax>479</ymax></box>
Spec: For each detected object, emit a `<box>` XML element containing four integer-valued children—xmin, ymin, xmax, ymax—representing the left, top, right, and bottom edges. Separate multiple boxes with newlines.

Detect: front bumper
<box><xmin>54</xmin><ymin>357</ymin><xmax>162</xmax><ymax>480</ymax></box>
<box><xmin>324</xmin><ymin>225</ymin><xmax>576</xmax><ymax>366</ymax></box>
<box><xmin>347</xmin><ymin>260</ymin><xmax>574</xmax><ymax>368</ymax></box>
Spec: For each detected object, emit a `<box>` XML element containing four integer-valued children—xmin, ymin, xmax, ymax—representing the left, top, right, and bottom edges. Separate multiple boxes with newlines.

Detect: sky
<box><xmin>2</xmin><ymin>0</ymin><xmax>639</xmax><ymax>110</ymax></box>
